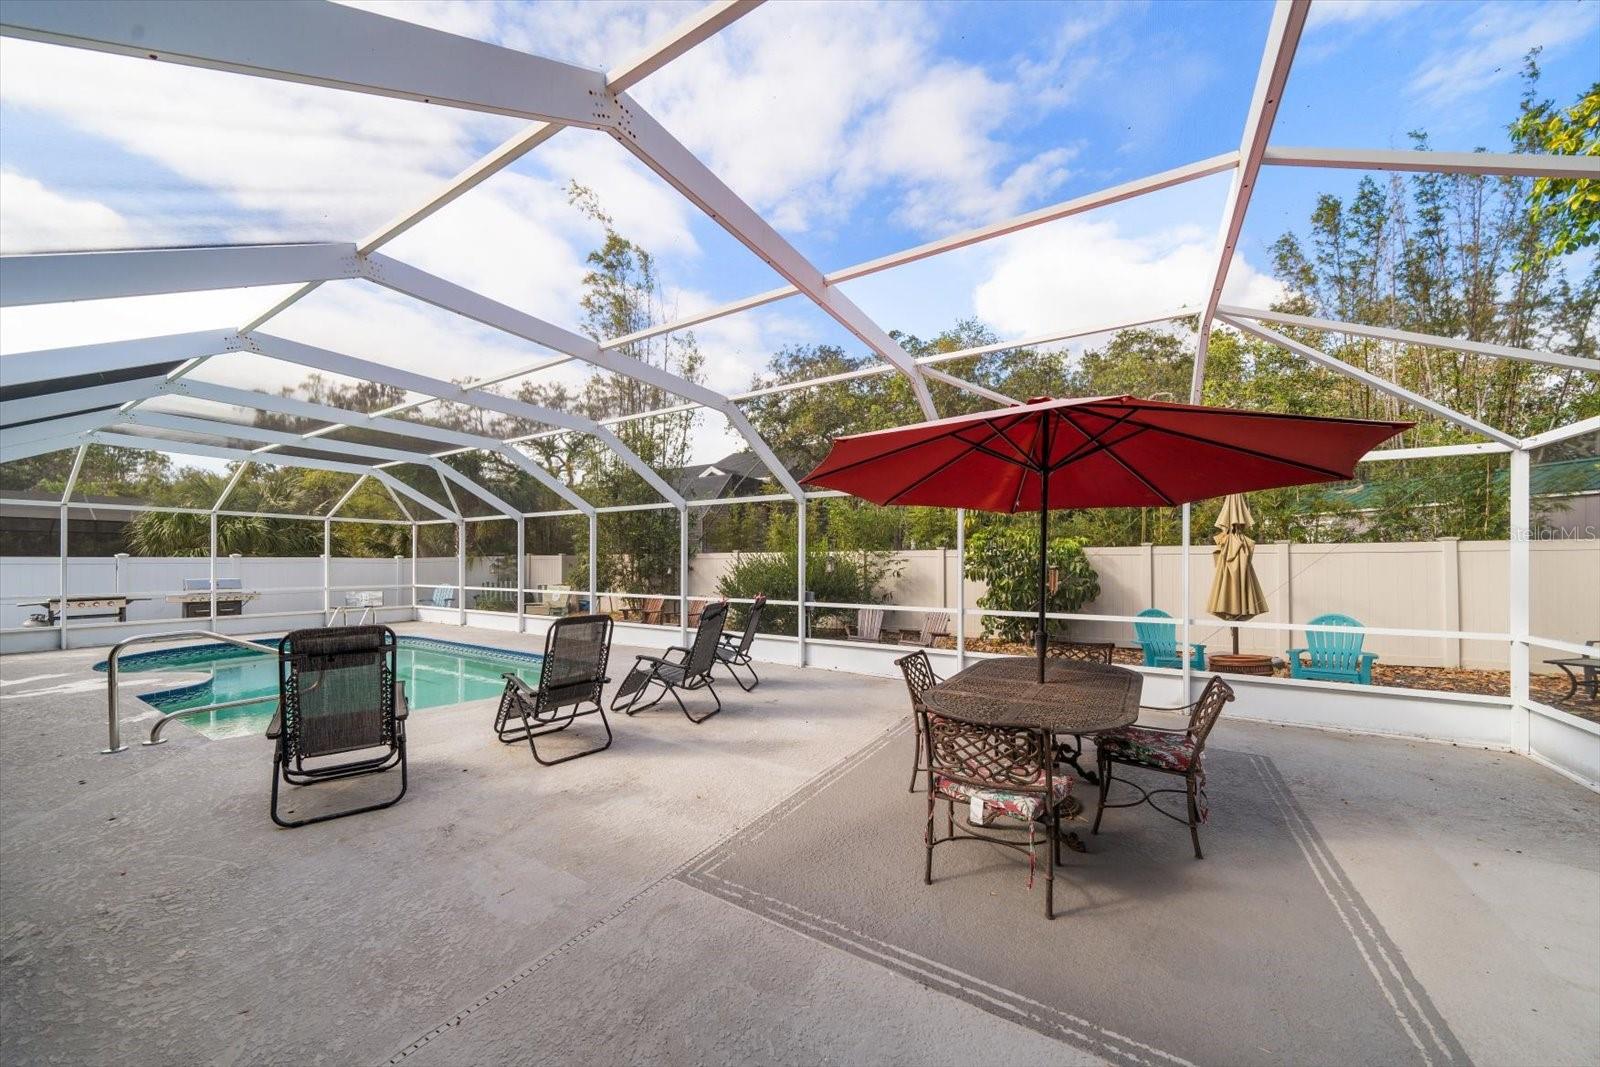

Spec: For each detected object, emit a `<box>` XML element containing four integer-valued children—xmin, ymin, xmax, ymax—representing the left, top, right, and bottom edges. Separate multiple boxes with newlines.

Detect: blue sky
<box><xmin>1</xmin><ymin>0</ymin><xmax>1596</xmax><ymax>462</ymax></box>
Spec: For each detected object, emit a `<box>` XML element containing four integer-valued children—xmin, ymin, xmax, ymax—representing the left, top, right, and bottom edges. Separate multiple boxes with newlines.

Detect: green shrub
<box><xmin>964</xmin><ymin>518</ymin><xmax>1099</xmax><ymax>641</ymax></box>
<box><xmin>715</xmin><ymin>544</ymin><xmax>898</xmax><ymax>635</ymax></box>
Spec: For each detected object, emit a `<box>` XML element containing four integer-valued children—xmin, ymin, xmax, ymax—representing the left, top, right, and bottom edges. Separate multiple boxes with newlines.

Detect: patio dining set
<box><xmin>896</xmin><ymin>645</ymin><xmax>1235</xmax><ymax>920</ymax></box>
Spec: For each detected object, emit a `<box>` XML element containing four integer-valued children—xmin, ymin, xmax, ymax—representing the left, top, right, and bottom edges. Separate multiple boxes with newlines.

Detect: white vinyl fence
<box><xmin>680</xmin><ymin>538</ymin><xmax>1597</xmax><ymax>672</ymax></box>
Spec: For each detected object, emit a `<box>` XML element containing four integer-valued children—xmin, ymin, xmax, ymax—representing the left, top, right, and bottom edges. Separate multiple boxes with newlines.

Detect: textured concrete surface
<box><xmin>1</xmin><ymin>621</ymin><xmax>1596</xmax><ymax>1066</ymax></box>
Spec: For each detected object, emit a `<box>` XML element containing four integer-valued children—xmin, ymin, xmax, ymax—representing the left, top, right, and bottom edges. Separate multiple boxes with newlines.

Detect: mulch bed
<box><xmin>958</xmin><ymin>638</ymin><xmax>1599</xmax><ymax>724</ymax></box>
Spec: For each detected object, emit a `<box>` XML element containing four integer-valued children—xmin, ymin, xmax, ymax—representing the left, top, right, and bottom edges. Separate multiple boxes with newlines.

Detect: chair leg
<box><xmin>924</xmin><ymin>791</ymin><xmax>935</xmax><ymax>885</ymax></box>
<box><xmin>908</xmin><ymin>714</ymin><xmax>923</xmax><ymax>793</ymax></box>
<box><xmin>1092</xmin><ymin>757</ymin><xmax>1111</xmax><ymax>835</ymax></box>
<box><xmin>681</xmin><ymin>678</ymin><xmax>722</xmax><ymax>724</ymax></box>
<box><xmin>1187</xmin><ymin>774</ymin><xmax>1203</xmax><ymax>860</ymax></box>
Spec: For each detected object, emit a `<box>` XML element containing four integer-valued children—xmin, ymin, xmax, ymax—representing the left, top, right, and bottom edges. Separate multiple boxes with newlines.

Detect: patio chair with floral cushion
<box><xmin>610</xmin><ymin>600</ymin><xmax>729</xmax><ymax>724</ymax></box>
<box><xmin>894</xmin><ymin>650</ymin><xmax>940</xmax><ymax>793</ymax></box>
<box><xmin>1091</xmin><ymin>674</ymin><xmax>1234</xmax><ymax>859</ymax></box>
<box><xmin>922</xmin><ymin>711</ymin><xmax>1075</xmax><ymax>920</ymax></box>
<box><xmin>494</xmin><ymin>614</ymin><xmax>614</xmax><ymax>766</ymax></box>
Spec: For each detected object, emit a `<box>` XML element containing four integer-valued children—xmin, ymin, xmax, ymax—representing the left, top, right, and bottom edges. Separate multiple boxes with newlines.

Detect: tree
<box><xmin>964</xmin><ymin>517</ymin><xmax>1099</xmax><ymax>642</ymax></box>
<box><xmin>1509</xmin><ymin>53</ymin><xmax>1599</xmax><ymax>262</ymax></box>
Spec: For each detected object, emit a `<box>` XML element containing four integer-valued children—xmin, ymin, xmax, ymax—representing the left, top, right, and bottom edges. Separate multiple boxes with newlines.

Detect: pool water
<box><xmin>96</xmin><ymin>636</ymin><xmax>543</xmax><ymax>740</ymax></box>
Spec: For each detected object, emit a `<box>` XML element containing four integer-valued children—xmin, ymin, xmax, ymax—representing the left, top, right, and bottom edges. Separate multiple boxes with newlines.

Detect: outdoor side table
<box><xmin>1545</xmin><ymin>655</ymin><xmax>1600</xmax><ymax>702</ymax></box>
<box><xmin>921</xmin><ymin>657</ymin><xmax>1142</xmax><ymax>839</ymax></box>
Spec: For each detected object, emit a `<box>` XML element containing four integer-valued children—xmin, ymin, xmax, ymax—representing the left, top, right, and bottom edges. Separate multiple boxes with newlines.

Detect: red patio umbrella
<box><xmin>801</xmin><ymin>395</ymin><xmax>1410</xmax><ymax>681</ymax></box>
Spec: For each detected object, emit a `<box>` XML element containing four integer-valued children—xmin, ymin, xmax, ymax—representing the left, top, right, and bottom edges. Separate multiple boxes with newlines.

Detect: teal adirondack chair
<box><xmin>430</xmin><ymin>586</ymin><xmax>457</xmax><ymax>608</ymax></box>
<box><xmin>1134</xmin><ymin>609</ymin><xmax>1205</xmax><ymax>669</ymax></box>
<box><xmin>1287</xmin><ymin>613</ymin><xmax>1377</xmax><ymax>684</ymax></box>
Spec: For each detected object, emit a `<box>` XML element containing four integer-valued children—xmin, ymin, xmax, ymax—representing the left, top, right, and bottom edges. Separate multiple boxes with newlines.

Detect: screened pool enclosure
<box><xmin>1</xmin><ymin>0</ymin><xmax>1596</xmax><ymax>785</ymax></box>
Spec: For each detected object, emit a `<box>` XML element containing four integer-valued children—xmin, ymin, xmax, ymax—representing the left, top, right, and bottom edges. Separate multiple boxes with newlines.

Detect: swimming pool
<box><xmin>96</xmin><ymin>636</ymin><xmax>543</xmax><ymax>740</ymax></box>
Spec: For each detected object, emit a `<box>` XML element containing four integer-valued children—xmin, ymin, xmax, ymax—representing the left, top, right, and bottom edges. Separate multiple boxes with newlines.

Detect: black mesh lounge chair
<box><xmin>494</xmin><ymin>614</ymin><xmax>614</xmax><ymax>765</ymax></box>
<box><xmin>715</xmin><ymin>595</ymin><xmax>767</xmax><ymax>691</ymax></box>
<box><xmin>611</xmin><ymin>600</ymin><xmax>729</xmax><ymax>723</ymax></box>
<box><xmin>266</xmin><ymin>625</ymin><xmax>407</xmax><ymax>828</ymax></box>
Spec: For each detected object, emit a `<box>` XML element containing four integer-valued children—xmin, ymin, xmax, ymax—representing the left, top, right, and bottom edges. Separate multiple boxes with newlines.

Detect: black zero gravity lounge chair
<box><xmin>494</xmin><ymin>613</ymin><xmax>615</xmax><ymax>765</ymax></box>
<box><xmin>714</xmin><ymin>594</ymin><xmax>767</xmax><ymax>691</ymax></box>
<box><xmin>611</xmin><ymin>599</ymin><xmax>729</xmax><ymax>723</ymax></box>
<box><xmin>266</xmin><ymin>625</ymin><xmax>408</xmax><ymax>828</ymax></box>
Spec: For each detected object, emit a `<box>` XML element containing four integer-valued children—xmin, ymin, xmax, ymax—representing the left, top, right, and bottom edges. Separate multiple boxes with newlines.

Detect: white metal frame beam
<box><xmin>1</xmin><ymin>375</ymin><xmax>172</xmax><ymax>425</ymax></box>
<box><xmin>603</xmin><ymin>91</ymin><xmax>938</xmax><ymax>417</ymax></box>
<box><xmin>362</xmin><ymin>254</ymin><xmax>804</xmax><ymax>498</ymax></box>
<box><xmin>1218</xmin><ymin>314</ymin><xmax>1521</xmax><ymax>446</ymax></box>
<box><xmin>1521</xmin><ymin>416</ymin><xmax>1600</xmax><ymax>451</ymax></box>
<box><xmin>242</xmin><ymin>0</ymin><xmax>762</xmax><ymax>331</ymax></box>
<box><xmin>1190</xmin><ymin>0</ymin><xmax>1310</xmax><ymax>401</ymax></box>
<box><xmin>174</xmin><ymin>379</ymin><xmax>595</xmax><ymax>515</ymax></box>
<box><xmin>118</xmin><ymin>410</ymin><xmax>523</xmax><ymax>519</ymax></box>
<box><xmin>1262</xmin><ymin>146</ymin><xmax>1600</xmax><ymax>179</ymax></box>
<box><xmin>0</xmin><ymin>0</ymin><xmax>612</xmax><ymax>126</ymax></box>
<box><xmin>0</xmin><ymin>243</ymin><xmax>359</xmax><ymax>307</ymax></box>
<box><xmin>87</xmin><ymin>431</ymin><xmax>456</xmax><ymax>518</ymax></box>
<box><xmin>1217</xmin><ymin>305</ymin><xmax>1600</xmax><ymax>373</ymax></box>
<box><xmin>1</xmin><ymin>409</ymin><xmax>137</xmax><ymax>462</ymax></box>
<box><xmin>0</xmin><ymin>331</ymin><xmax>239</xmax><ymax>386</ymax></box>
<box><xmin>590</xmin><ymin>152</ymin><xmax>1239</xmax><ymax>356</ymax></box>
<box><xmin>237</xmin><ymin>331</ymin><xmax>684</xmax><ymax>505</ymax></box>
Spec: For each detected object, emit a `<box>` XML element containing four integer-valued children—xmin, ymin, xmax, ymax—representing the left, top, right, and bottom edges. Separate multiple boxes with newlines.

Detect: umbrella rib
<box><xmin>1096</xmin><ymin>438</ymin><xmax>1179</xmax><ymax>506</ymax></box>
<box><xmin>978</xmin><ymin>417</ymin><xmax>1041</xmax><ymax>467</ymax></box>
<box><xmin>802</xmin><ymin>411</ymin><xmax>1032</xmax><ymax>484</ymax></box>
<box><xmin>1105</xmin><ymin>414</ymin><xmax>1356</xmax><ymax>481</ymax></box>
<box><xmin>882</xmin><ymin>427</ymin><xmax>1020</xmax><ymax>505</ymax></box>
<box><xmin>1047</xmin><ymin>410</ymin><xmax>1142</xmax><ymax>471</ymax></box>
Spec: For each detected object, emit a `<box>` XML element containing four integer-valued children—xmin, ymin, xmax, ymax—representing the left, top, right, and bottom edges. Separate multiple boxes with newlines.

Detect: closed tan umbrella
<box><xmin>1208</xmin><ymin>493</ymin><xmax>1267</xmax><ymax>654</ymax></box>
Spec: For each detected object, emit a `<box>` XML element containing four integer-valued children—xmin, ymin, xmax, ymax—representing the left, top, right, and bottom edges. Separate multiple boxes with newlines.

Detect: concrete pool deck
<box><xmin>1</xmin><ymin>621</ymin><xmax>1596</xmax><ymax>1065</ymax></box>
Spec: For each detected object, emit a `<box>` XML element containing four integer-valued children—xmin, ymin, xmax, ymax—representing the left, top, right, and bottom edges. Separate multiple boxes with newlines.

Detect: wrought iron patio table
<box><xmin>921</xmin><ymin>656</ymin><xmax>1142</xmax><ymax>839</ymax></box>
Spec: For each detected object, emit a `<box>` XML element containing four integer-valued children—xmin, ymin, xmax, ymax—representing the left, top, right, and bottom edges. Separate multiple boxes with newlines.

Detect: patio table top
<box><xmin>921</xmin><ymin>656</ymin><xmax>1142</xmax><ymax>734</ymax></box>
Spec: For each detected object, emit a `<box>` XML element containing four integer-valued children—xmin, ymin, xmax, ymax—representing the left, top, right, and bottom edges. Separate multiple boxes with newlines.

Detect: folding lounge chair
<box><xmin>715</xmin><ymin>595</ymin><xmax>767</xmax><ymax>691</ymax></box>
<box><xmin>611</xmin><ymin>600</ymin><xmax>729</xmax><ymax>723</ymax></box>
<box><xmin>266</xmin><ymin>625</ymin><xmax>408</xmax><ymax>828</ymax></box>
<box><xmin>494</xmin><ymin>614</ymin><xmax>614</xmax><ymax>765</ymax></box>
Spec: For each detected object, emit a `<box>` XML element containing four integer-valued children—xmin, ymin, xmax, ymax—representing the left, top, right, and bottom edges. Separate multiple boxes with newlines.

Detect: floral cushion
<box><xmin>934</xmin><ymin>771</ymin><xmax>1073</xmax><ymax>822</ymax></box>
<box><xmin>1095</xmin><ymin>726</ymin><xmax>1196</xmax><ymax>771</ymax></box>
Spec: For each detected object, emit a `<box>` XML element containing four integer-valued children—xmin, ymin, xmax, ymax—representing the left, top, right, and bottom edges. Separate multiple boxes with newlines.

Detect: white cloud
<box><xmin>1409</xmin><ymin>1</ymin><xmax>1598</xmax><ymax>108</ymax></box>
<box><xmin>0</xmin><ymin>170</ymin><xmax>135</xmax><ymax>253</ymax></box>
<box><xmin>631</xmin><ymin>1</ymin><xmax>1091</xmax><ymax>236</ymax></box>
<box><xmin>0</xmin><ymin>37</ymin><xmax>516</xmax><ymax>245</ymax></box>
<box><xmin>1307</xmin><ymin>0</ymin><xmax>1420</xmax><ymax>29</ymax></box>
<box><xmin>970</xmin><ymin>217</ymin><xmax>1282</xmax><ymax>340</ymax></box>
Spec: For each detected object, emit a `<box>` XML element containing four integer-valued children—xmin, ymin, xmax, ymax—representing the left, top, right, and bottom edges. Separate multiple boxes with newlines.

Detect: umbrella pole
<box><xmin>1037</xmin><ymin>419</ymin><xmax>1050</xmax><ymax>684</ymax></box>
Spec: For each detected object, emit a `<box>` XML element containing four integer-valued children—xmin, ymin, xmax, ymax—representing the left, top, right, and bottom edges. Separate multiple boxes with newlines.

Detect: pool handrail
<box><xmin>104</xmin><ymin>630</ymin><xmax>279</xmax><ymax>754</ymax></box>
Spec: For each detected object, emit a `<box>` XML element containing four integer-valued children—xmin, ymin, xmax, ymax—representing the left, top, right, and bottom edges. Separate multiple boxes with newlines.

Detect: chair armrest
<box><xmin>502</xmin><ymin>671</ymin><xmax>538</xmax><ymax>699</ymax></box>
<box><xmin>1134</xmin><ymin>706</ymin><xmax>1193</xmax><ymax>727</ymax></box>
<box><xmin>265</xmin><ymin>705</ymin><xmax>283</xmax><ymax>739</ymax></box>
<box><xmin>1284</xmin><ymin>647</ymin><xmax>1306</xmax><ymax>659</ymax></box>
<box><xmin>1359</xmin><ymin>651</ymin><xmax>1379</xmax><ymax>664</ymax></box>
<box><xmin>395</xmin><ymin>680</ymin><xmax>410</xmax><ymax>720</ymax></box>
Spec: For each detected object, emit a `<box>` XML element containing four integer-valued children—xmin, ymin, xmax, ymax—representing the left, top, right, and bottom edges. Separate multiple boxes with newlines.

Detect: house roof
<box><xmin>1332</xmin><ymin>457</ymin><xmax>1600</xmax><ymax>511</ymax></box>
<box><xmin>671</xmin><ymin>451</ymin><xmax>773</xmax><ymax>502</ymax></box>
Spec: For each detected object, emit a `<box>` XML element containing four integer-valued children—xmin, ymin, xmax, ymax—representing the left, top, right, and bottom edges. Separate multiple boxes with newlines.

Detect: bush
<box><xmin>964</xmin><ymin>518</ymin><xmax>1099</xmax><ymax>642</ymax></box>
<box><xmin>715</xmin><ymin>544</ymin><xmax>898</xmax><ymax>635</ymax></box>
